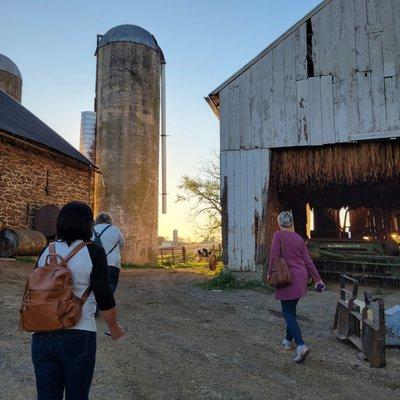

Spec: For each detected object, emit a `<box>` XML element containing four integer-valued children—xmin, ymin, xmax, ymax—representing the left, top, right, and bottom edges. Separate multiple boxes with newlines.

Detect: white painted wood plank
<box><xmin>284</xmin><ymin>33</ymin><xmax>298</xmax><ymax>147</ymax></box>
<box><xmin>296</xmin><ymin>79</ymin><xmax>310</xmax><ymax>145</ymax></box>
<box><xmin>219</xmin><ymin>87</ymin><xmax>229</xmax><ymax>151</ymax></box>
<box><xmin>330</xmin><ymin>0</ymin><xmax>348</xmax><ymax>142</ymax></box>
<box><xmin>321</xmin><ymin>75</ymin><xmax>335</xmax><ymax>144</ymax></box>
<box><xmin>226</xmin><ymin>151</ymin><xmax>235</xmax><ymax>270</ymax></box>
<box><xmin>272</xmin><ymin>44</ymin><xmax>286</xmax><ymax>147</ymax></box>
<box><xmin>368</xmin><ymin>31</ymin><xmax>387</xmax><ymax>132</ymax></box>
<box><xmin>381</xmin><ymin>0</ymin><xmax>396</xmax><ymax>77</ymax></box>
<box><xmin>366</xmin><ymin>0</ymin><xmax>379</xmax><ymax>24</ymax></box>
<box><xmin>220</xmin><ymin>151</ymin><xmax>228</xmax><ymax>263</ymax></box>
<box><xmin>308</xmin><ymin>77</ymin><xmax>323</xmax><ymax>146</ymax></box>
<box><xmin>295</xmin><ymin>24</ymin><xmax>308</xmax><ymax>81</ymax></box>
<box><xmin>342</xmin><ymin>0</ymin><xmax>358</xmax><ymax>138</ymax></box>
<box><xmin>246</xmin><ymin>150</ymin><xmax>256</xmax><ymax>271</ymax></box>
<box><xmin>384</xmin><ymin>76</ymin><xmax>400</xmax><ymax>130</ymax></box>
<box><xmin>350</xmin><ymin>129</ymin><xmax>400</xmax><ymax>140</ymax></box>
<box><xmin>239</xmin><ymin>150</ymin><xmax>248</xmax><ymax>270</ymax></box>
<box><xmin>260</xmin><ymin>54</ymin><xmax>274</xmax><ymax>148</ymax></box>
<box><xmin>250</xmin><ymin>64</ymin><xmax>263</xmax><ymax>149</ymax></box>
<box><xmin>354</xmin><ymin>0</ymin><xmax>370</xmax><ymax>70</ymax></box>
<box><xmin>393</xmin><ymin>0</ymin><xmax>400</xmax><ymax>76</ymax></box>
<box><xmin>232</xmin><ymin>151</ymin><xmax>241</xmax><ymax>271</ymax></box>
<box><xmin>239</xmin><ymin>70</ymin><xmax>252</xmax><ymax>149</ymax></box>
<box><xmin>228</xmin><ymin>82</ymin><xmax>240</xmax><ymax>150</ymax></box>
<box><xmin>318</xmin><ymin>4</ymin><xmax>332</xmax><ymax>76</ymax></box>
<box><xmin>311</xmin><ymin>13</ymin><xmax>321</xmax><ymax>76</ymax></box>
<box><xmin>356</xmin><ymin>70</ymin><xmax>373</xmax><ymax>132</ymax></box>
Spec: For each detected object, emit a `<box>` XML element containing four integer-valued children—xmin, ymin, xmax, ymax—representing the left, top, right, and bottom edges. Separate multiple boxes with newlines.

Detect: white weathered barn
<box><xmin>206</xmin><ymin>0</ymin><xmax>400</xmax><ymax>278</ymax></box>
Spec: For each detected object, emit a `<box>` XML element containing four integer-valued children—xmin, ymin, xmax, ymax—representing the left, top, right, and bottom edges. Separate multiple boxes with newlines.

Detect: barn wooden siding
<box><xmin>218</xmin><ymin>0</ymin><xmax>400</xmax><ymax>273</ymax></box>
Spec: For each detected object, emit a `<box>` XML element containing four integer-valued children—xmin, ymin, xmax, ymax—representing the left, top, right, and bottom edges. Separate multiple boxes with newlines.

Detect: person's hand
<box><xmin>110</xmin><ymin>324</ymin><xmax>125</xmax><ymax>341</ymax></box>
<box><xmin>315</xmin><ymin>281</ymin><xmax>325</xmax><ymax>292</ymax></box>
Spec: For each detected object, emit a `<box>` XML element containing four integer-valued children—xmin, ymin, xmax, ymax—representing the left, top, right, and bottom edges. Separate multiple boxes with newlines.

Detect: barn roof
<box><xmin>205</xmin><ymin>0</ymin><xmax>333</xmax><ymax>114</ymax></box>
<box><xmin>0</xmin><ymin>90</ymin><xmax>93</xmax><ymax>167</ymax></box>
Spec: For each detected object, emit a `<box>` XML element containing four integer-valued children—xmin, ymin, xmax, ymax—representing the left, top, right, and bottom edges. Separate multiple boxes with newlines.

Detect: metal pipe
<box><xmin>161</xmin><ymin>63</ymin><xmax>167</xmax><ymax>214</ymax></box>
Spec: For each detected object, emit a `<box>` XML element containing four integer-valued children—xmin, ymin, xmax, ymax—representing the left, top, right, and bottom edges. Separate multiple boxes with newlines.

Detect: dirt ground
<box><xmin>0</xmin><ymin>261</ymin><xmax>399</xmax><ymax>400</ymax></box>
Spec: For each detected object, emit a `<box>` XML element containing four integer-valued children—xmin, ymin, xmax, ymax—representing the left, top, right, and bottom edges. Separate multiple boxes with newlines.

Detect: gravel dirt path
<box><xmin>0</xmin><ymin>262</ymin><xmax>399</xmax><ymax>400</ymax></box>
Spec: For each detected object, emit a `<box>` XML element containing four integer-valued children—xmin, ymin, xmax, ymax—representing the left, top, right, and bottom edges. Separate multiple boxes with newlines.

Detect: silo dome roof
<box><xmin>0</xmin><ymin>54</ymin><xmax>22</xmax><ymax>79</ymax></box>
<box><xmin>96</xmin><ymin>24</ymin><xmax>165</xmax><ymax>63</ymax></box>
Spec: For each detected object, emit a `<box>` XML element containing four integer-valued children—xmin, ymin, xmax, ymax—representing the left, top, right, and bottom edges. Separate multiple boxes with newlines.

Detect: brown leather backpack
<box><xmin>267</xmin><ymin>237</ymin><xmax>292</xmax><ymax>288</ymax></box>
<box><xmin>20</xmin><ymin>241</ymin><xmax>91</xmax><ymax>332</ymax></box>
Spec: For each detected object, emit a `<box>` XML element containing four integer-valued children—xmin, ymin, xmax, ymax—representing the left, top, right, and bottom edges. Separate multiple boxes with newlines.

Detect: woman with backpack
<box><xmin>25</xmin><ymin>201</ymin><xmax>125</xmax><ymax>399</ymax></box>
<box><xmin>267</xmin><ymin>211</ymin><xmax>325</xmax><ymax>364</ymax></box>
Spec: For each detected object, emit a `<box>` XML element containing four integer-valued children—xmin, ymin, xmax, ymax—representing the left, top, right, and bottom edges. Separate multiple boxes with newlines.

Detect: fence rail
<box><xmin>159</xmin><ymin>246</ymin><xmax>187</xmax><ymax>264</ymax></box>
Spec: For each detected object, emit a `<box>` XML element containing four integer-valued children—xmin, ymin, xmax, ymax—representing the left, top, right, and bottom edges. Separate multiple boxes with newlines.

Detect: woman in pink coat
<box><xmin>267</xmin><ymin>211</ymin><xmax>325</xmax><ymax>363</ymax></box>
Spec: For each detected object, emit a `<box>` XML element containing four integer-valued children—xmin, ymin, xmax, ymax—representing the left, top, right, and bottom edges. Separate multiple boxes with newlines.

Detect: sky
<box><xmin>0</xmin><ymin>0</ymin><xmax>321</xmax><ymax>240</ymax></box>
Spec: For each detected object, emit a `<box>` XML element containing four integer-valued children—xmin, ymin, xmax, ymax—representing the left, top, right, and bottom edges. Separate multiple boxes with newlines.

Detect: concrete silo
<box><xmin>94</xmin><ymin>24</ymin><xmax>166</xmax><ymax>265</ymax></box>
<box><xmin>0</xmin><ymin>54</ymin><xmax>22</xmax><ymax>102</ymax></box>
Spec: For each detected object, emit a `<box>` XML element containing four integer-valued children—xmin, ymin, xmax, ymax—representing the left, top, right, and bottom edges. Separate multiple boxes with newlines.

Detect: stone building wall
<box><xmin>0</xmin><ymin>132</ymin><xmax>93</xmax><ymax>229</ymax></box>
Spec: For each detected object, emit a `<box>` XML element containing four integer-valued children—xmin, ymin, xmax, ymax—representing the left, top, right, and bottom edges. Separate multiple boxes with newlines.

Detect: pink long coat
<box><xmin>267</xmin><ymin>230</ymin><xmax>322</xmax><ymax>300</ymax></box>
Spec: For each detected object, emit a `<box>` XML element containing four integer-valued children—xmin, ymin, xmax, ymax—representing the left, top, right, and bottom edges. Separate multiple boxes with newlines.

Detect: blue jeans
<box><xmin>281</xmin><ymin>299</ymin><xmax>304</xmax><ymax>346</ymax></box>
<box><xmin>32</xmin><ymin>330</ymin><xmax>96</xmax><ymax>400</ymax></box>
<box><xmin>96</xmin><ymin>266</ymin><xmax>120</xmax><ymax>316</ymax></box>
<box><xmin>107</xmin><ymin>266</ymin><xmax>120</xmax><ymax>294</ymax></box>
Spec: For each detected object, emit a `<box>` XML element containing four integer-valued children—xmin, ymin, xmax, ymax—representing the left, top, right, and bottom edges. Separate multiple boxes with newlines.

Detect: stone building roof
<box><xmin>0</xmin><ymin>90</ymin><xmax>93</xmax><ymax>167</ymax></box>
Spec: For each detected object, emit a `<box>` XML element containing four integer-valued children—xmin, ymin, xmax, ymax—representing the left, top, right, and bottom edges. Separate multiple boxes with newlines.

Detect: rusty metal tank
<box><xmin>0</xmin><ymin>229</ymin><xmax>47</xmax><ymax>258</ymax></box>
<box><xmin>0</xmin><ymin>53</ymin><xmax>22</xmax><ymax>102</ymax></box>
<box><xmin>94</xmin><ymin>24</ymin><xmax>165</xmax><ymax>265</ymax></box>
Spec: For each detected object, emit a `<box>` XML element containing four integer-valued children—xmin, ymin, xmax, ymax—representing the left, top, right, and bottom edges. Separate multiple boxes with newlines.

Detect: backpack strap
<box><xmin>63</xmin><ymin>241</ymin><xmax>92</xmax><ymax>304</ymax></box>
<box><xmin>63</xmin><ymin>241</ymin><xmax>89</xmax><ymax>263</ymax></box>
<box><xmin>94</xmin><ymin>224</ymin><xmax>112</xmax><ymax>239</ymax></box>
<box><xmin>106</xmin><ymin>241</ymin><xmax>119</xmax><ymax>256</ymax></box>
<box><xmin>45</xmin><ymin>242</ymin><xmax>63</xmax><ymax>266</ymax></box>
<box><xmin>78</xmin><ymin>286</ymin><xmax>92</xmax><ymax>305</ymax></box>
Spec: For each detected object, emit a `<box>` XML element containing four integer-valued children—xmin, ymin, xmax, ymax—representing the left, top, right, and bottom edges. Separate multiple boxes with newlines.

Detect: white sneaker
<box><xmin>294</xmin><ymin>345</ymin><xmax>311</xmax><ymax>363</ymax></box>
<box><xmin>282</xmin><ymin>339</ymin><xmax>293</xmax><ymax>350</ymax></box>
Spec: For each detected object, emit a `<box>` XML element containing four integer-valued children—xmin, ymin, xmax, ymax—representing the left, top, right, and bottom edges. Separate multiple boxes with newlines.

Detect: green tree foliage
<box><xmin>177</xmin><ymin>154</ymin><xmax>221</xmax><ymax>240</ymax></box>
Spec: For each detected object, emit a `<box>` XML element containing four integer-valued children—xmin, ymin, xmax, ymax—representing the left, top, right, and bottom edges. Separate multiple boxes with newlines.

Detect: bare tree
<box><xmin>177</xmin><ymin>153</ymin><xmax>221</xmax><ymax>240</ymax></box>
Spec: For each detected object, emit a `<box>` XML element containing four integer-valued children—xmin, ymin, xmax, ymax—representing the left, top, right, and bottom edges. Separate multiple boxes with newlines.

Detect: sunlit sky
<box><xmin>1</xmin><ymin>0</ymin><xmax>321</xmax><ymax>240</ymax></box>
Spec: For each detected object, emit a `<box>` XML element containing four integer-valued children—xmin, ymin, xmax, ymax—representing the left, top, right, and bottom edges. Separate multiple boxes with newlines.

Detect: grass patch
<box><xmin>161</xmin><ymin>260</ymin><xmax>214</xmax><ymax>269</ymax></box>
<box><xmin>16</xmin><ymin>256</ymin><xmax>36</xmax><ymax>263</ymax></box>
<box><xmin>198</xmin><ymin>270</ymin><xmax>270</xmax><ymax>291</ymax></box>
<box><xmin>121</xmin><ymin>263</ymin><xmax>161</xmax><ymax>269</ymax></box>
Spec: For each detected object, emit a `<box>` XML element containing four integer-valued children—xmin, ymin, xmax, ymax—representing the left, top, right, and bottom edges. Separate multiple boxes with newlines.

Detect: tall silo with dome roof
<box><xmin>0</xmin><ymin>53</ymin><xmax>22</xmax><ymax>102</ymax></box>
<box><xmin>94</xmin><ymin>24</ymin><xmax>166</xmax><ymax>265</ymax></box>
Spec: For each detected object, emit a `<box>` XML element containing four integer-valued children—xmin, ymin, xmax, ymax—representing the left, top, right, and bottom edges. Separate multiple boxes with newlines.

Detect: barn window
<box><xmin>306</xmin><ymin>19</ymin><xmax>314</xmax><ymax>77</ymax></box>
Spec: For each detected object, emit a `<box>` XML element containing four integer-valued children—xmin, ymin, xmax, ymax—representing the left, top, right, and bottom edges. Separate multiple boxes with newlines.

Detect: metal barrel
<box><xmin>0</xmin><ymin>229</ymin><xmax>47</xmax><ymax>258</ymax></box>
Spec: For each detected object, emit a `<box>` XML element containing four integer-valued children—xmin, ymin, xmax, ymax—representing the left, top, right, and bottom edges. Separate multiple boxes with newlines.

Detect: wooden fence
<box><xmin>159</xmin><ymin>246</ymin><xmax>187</xmax><ymax>264</ymax></box>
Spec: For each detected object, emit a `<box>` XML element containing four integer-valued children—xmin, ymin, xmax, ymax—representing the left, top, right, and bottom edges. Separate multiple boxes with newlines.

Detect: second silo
<box><xmin>0</xmin><ymin>53</ymin><xmax>22</xmax><ymax>102</ymax></box>
<box><xmin>94</xmin><ymin>24</ymin><xmax>165</xmax><ymax>265</ymax></box>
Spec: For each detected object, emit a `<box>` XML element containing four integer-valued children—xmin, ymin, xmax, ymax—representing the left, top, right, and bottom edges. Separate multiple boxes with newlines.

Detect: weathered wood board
<box><xmin>220</xmin><ymin>149</ymin><xmax>270</xmax><ymax>271</ymax></box>
<box><xmin>219</xmin><ymin>0</ymin><xmax>400</xmax><ymax>152</ymax></box>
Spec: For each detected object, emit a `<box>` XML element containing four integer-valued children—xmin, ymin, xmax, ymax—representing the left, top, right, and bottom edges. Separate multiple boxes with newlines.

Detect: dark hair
<box><xmin>57</xmin><ymin>201</ymin><xmax>93</xmax><ymax>246</ymax></box>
